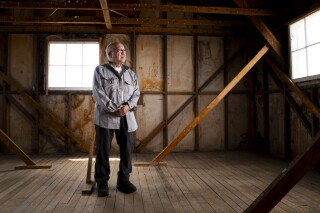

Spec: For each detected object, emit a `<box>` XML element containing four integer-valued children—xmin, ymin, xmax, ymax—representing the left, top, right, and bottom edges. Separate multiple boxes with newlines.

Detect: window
<box><xmin>48</xmin><ymin>41</ymin><xmax>99</xmax><ymax>90</ymax></box>
<box><xmin>289</xmin><ymin>9</ymin><xmax>320</xmax><ymax>82</ymax></box>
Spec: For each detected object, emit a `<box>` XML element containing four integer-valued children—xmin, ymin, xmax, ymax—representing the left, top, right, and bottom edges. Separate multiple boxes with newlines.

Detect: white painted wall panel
<box><xmin>167</xmin><ymin>36</ymin><xmax>194</xmax><ymax>92</ymax></box>
<box><xmin>136</xmin><ymin>35</ymin><xmax>163</xmax><ymax>91</ymax></box>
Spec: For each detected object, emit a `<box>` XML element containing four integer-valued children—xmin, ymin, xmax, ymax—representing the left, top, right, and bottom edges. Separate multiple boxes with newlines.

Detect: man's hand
<box><xmin>116</xmin><ymin>104</ymin><xmax>129</xmax><ymax>117</ymax></box>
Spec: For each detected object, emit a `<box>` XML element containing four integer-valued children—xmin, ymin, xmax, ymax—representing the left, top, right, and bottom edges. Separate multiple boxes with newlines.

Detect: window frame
<box><xmin>46</xmin><ymin>39</ymin><xmax>100</xmax><ymax>92</ymax></box>
<box><xmin>289</xmin><ymin>8</ymin><xmax>320</xmax><ymax>83</ymax></box>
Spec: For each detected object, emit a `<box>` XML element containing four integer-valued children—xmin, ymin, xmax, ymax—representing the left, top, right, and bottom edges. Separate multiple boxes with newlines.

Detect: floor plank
<box><xmin>0</xmin><ymin>151</ymin><xmax>319</xmax><ymax>212</ymax></box>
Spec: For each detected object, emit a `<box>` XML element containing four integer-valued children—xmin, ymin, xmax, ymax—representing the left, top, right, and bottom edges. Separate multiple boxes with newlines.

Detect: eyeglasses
<box><xmin>115</xmin><ymin>49</ymin><xmax>126</xmax><ymax>53</ymax></box>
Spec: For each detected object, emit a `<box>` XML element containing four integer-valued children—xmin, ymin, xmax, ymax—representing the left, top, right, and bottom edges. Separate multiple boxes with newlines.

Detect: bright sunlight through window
<box><xmin>48</xmin><ymin>41</ymin><xmax>99</xmax><ymax>90</ymax></box>
<box><xmin>290</xmin><ymin>9</ymin><xmax>320</xmax><ymax>82</ymax></box>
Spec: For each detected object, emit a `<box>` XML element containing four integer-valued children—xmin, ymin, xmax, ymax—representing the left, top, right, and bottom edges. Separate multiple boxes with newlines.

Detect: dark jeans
<box><xmin>94</xmin><ymin>117</ymin><xmax>134</xmax><ymax>183</ymax></box>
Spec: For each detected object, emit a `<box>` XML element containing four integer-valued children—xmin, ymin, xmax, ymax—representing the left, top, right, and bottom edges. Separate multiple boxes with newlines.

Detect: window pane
<box><xmin>290</xmin><ymin>20</ymin><xmax>306</xmax><ymax>51</ymax></box>
<box><xmin>82</xmin><ymin>65</ymin><xmax>95</xmax><ymax>87</ymax></box>
<box><xmin>49</xmin><ymin>44</ymin><xmax>66</xmax><ymax>65</ymax></box>
<box><xmin>48</xmin><ymin>41</ymin><xmax>99</xmax><ymax>90</ymax></box>
<box><xmin>66</xmin><ymin>44</ymin><xmax>83</xmax><ymax>65</ymax></box>
<box><xmin>307</xmin><ymin>43</ymin><xmax>320</xmax><ymax>76</ymax></box>
<box><xmin>66</xmin><ymin>66</ymin><xmax>82</xmax><ymax>87</ymax></box>
<box><xmin>291</xmin><ymin>49</ymin><xmax>307</xmax><ymax>79</ymax></box>
<box><xmin>83</xmin><ymin>44</ymin><xmax>99</xmax><ymax>65</ymax></box>
<box><xmin>306</xmin><ymin>10</ymin><xmax>320</xmax><ymax>46</ymax></box>
<box><xmin>48</xmin><ymin>66</ymin><xmax>65</xmax><ymax>87</ymax></box>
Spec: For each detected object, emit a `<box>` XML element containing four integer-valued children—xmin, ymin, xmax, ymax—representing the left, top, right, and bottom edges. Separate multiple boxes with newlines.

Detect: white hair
<box><xmin>106</xmin><ymin>42</ymin><xmax>123</xmax><ymax>61</ymax></box>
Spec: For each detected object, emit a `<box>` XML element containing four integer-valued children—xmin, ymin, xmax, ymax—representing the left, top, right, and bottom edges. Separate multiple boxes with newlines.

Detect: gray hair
<box><xmin>106</xmin><ymin>42</ymin><xmax>123</xmax><ymax>61</ymax></box>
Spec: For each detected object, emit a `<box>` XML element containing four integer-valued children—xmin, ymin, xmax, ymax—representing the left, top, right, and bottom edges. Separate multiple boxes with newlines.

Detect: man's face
<box><xmin>109</xmin><ymin>43</ymin><xmax>126</xmax><ymax>65</ymax></box>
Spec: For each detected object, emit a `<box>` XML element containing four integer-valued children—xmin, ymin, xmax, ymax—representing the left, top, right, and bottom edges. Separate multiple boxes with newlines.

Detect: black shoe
<box><xmin>117</xmin><ymin>174</ymin><xmax>137</xmax><ymax>194</ymax></box>
<box><xmin>97</xmin><ymin>181</ymin><xmax>109</xmax><ymax>197</ymax></box>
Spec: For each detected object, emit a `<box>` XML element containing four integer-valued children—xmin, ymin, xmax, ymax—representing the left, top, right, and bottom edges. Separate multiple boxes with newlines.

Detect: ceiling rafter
<box><xmin>99</xmin><ymin>0</ymin><xmax>112</xmax><ymax>29</ymax></box>
<box><xmin>0</xmin><ymin>16</ymin><xmax>248</xmax><ymax>27</ymax></box>
<box><xmin>0</xmin><ymin>2</ymin><xmax>278</xmax><ymax>16</ymax></box>
<box><xmin>0</xmin><ymin>25</ymin><xmax>244</xmax><ymax>36</ymax></box>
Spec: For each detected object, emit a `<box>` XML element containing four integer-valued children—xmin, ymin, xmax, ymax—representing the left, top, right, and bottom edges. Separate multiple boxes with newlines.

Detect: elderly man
<box><xmin>92</xmin><ymin>42</ymin><xmax>140</xmax><ymax>197</ymax></box>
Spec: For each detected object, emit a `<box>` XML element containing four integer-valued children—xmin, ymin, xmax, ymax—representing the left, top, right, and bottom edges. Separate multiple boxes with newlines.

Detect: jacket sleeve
<box><xmin>126</xmin><ymin>71</ymin><xmax>140</xmax><ymax>111</ymax></box>
<box><xmin>92</xmin><ymin>66</ymin><xmax>118</xmax><ymax>112</ymax></box>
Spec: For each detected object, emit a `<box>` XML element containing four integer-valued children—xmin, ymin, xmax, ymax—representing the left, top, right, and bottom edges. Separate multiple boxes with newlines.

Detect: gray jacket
<box><xmin>92</xmin><ymin>64</ymin><xmax>140</xmax><ymax>132</ymax></box>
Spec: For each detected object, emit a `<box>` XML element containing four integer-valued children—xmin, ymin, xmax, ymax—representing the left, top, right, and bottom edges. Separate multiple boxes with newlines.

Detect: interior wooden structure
<box><xmin>0</xmin><ymin>0</ymin><xmax>320</xmax><ymax>212</ymax></box>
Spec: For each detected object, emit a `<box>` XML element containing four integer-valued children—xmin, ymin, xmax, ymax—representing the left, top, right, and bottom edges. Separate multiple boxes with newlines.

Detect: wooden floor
<box><xmin>0</xmin><ymin>151</ymin><xmax>319</xmax><ymax>213</ymax></box>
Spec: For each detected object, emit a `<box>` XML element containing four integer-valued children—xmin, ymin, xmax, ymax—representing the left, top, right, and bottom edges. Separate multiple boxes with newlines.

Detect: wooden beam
<box><xmin>263</xmin><ymin>57</ymin><xmax>320</xmax><ymax>119</ymax></box>
<box><xmin>136</xmin><ymin>44</ymin><xmax>247</xmax><ymax>152</ymax></box>
<box><xmin>99</xmin><ymin>0</ymin><xmax>112</xmax><ymax>29</ymax></box>
<box><xmin>311</xmin><ymin>88</ymin><xmax>319</xmax><ymax>136</ymax></box>
<box><xmin>245</xmin><ymin>131</ymin><xmax>320</xmax><ymax>212</ymax></box>
<box><xmin>0</xmin><ymin>16</ymin><xmax>248</xmax><ymax>27</ymax></box>
<box><xmin>4</xmin><ymin>94</ymin><xmax>69</xmax><ymax>149</ymax></box>
<box><xmin>112</xmin><ymin>17</ymin><xmax>248</xmax><ymax>27</ymax></box>
<box><xmin>135</xmin><ymin>95</ymin><xmax>195</xmax><ymax>152</ymax></box>
<box><xmin>0</xmin><ymin>71</ymin><xmax>90</xmax><ymax>152</ymax></box>
<box><xmin>0</xmin><ymin>2</ymin><xmax>279</xmax><ymax>16</ymax></box>
<box><xmin>268</xmin><ymin>69</ymin><xmax>312</xmax><ymax>135</ymax></box>
<box><xmin>233</xmin><ymin>0</ymin><xmax>284</xmax><ymax>59</ymax></box>
<box><xmin>151</xmin><ymin>45</ymin><xmax>269</xmax><ymax>163</ymax></box>
<box><xmin>82</xmin><ymin>133</ymin><xmax>96</xmax><ymax>195</ymax></box>
<box><xmin>109</xmin><ymin>4</ymin><xmax>278</xmax><ymax>16</ymax></box>
<box><xmin>0</xmin><ymin>129</ymin><xmax>36</xmax><ymax>166</ymax></box>
<box><xmin>0</xmin><ymin>25</ymin><xmax>242</xmax><ymax>36</ymax></box>
<box><xmin>0</xmin><ymin>129</ymin><xmax>51</xmax><ymax>169</ymax></box>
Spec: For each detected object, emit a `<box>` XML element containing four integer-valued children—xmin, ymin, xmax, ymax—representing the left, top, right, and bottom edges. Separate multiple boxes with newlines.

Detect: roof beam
<box><xmin>0</xmin><ymin>25</ymin><xmax>244</xmax><ymax>36</ymax></box>
<box><xmin>233</xmin><ymin>0</ymin><xmax>284</xmax><ymax>59</ymax></box>
<box><xmin>0</xmin><ymin>2</ymin><xmax>278</xmax><ymax>16</ymax></box>
<box><xmin>0</xmin><ymin>16</ymin><xmax>248</xmax><ymax>27</ymax></box>
<box><xmin>99</xmin><ymin>0</ymin><xmax>112</xmax><ymax>29</ymax></box>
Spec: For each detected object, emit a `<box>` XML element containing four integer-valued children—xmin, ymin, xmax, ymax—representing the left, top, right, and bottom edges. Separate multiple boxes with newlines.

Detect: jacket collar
<box><xmin>106</xmin><ymin>62</ymin><xmax>129</xmax><ymax>79</ymax></box>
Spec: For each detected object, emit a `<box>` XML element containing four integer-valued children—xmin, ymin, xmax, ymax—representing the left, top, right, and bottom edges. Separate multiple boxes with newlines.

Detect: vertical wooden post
<box><xmin>86</xmin><ymin>134</ymin><xmax>95</xmax><ymax>184</ymax></box>
<box><xmin>163</xmin><ymin>35</ymin><xmax>168</xmax><ymax>148</ymax></box>
<box><xmin>194</xmin><ymin>35</ymin><xmax>200</xmax><ymax>151</ymax></box>
<box><xmin>262</xmin><ymin>69</ymin><xmax>270</xmax><ymax>153</ymax></box>
<box><xmin>223</xmin><ymin>37</ymin><xmax>229</xmax><ymax>151</ymax></box>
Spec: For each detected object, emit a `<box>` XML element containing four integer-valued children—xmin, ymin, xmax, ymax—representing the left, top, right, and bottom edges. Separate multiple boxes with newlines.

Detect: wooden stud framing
<box><xmin>0</xmin><ymin>71</ymin><xmax>90</xmax><ymax>152</ymax></box>
<box><xmin>312</xmin><ymin>88</ymin><xmax>319</xmax><ymax>136</ymax></box>
<box><xmin>4</xmin><ymin>94</ymin><xmax>68</xmax><ymax>149</ymax></box>
<box><xmin>268</xmin><ymin>70</ymin><xmax>312</xmax><ymax>135</ymax></box>
<box><xmin>262</xmin><ymin>69</ymin><xmax>270</xmax><ymax>153</ymax></box>
<box><xmin>264</xmin><ymin>57</ymin><xmax>320</xmax><ymax>119</ymax></box>
<box><xmin>136</xmin><ymin>44</ymin><xmax>247</xmax><ymax>152</ymax></box>
<box><xmin>163</xmin><ymin>35</ymin><xmax>168</xmax><ymax>148</ymax></box>
<box><xmin>151</xmin><ymin>45</ymin><xmax>269</xmax><ymax>163</ymax></box>
<box><xmin>223</xmin><ymin>38</ymin><xmax>229</xmax><ymax>150</ymax></box>
<box><xmin>194</xmin><ymin>35</ymin><xmax>200</xmax><ymax>151</ymax></box>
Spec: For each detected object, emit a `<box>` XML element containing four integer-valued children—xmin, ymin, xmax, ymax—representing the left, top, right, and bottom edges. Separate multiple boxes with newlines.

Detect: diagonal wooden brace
<box><xmin>0</xmin><ymin>71</ymin><xmax>89</xmax><ymax>152</ymax></box>
<box><xmin>135</xmin><ymin>44</ymin><xmax>247</xmax><ymax>152</ymax></box>
<box><xmin>0</xmin><ymin>129</ymin><xmax>51</xmax><ymax>170</ymax></box>
<box><xmin>244</xmin><ymin>131</ymin><xmax>320</xmax><ymax>212</ymax></box>
<box><xmin>150</xmin><ymin>44</ymin><xmax>269</xmax><ymax>164</ymax></box>
<box><xmin>233</xmin><ymin>0</ymin><xmax>283</xmax><ymax>59</ymax></box>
